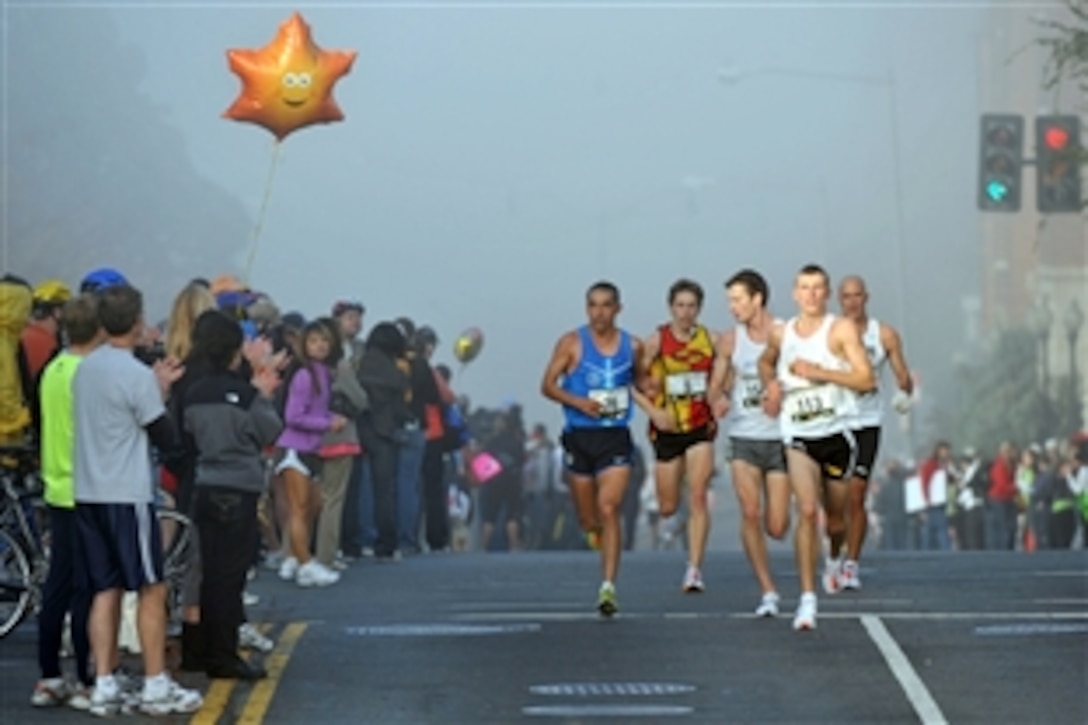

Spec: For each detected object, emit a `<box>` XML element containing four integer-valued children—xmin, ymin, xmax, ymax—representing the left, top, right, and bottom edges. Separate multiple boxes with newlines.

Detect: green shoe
<box><xmin>597</xmin><ymin>583</ymin><xmax>618</xmax><ymax>618</ymax></box>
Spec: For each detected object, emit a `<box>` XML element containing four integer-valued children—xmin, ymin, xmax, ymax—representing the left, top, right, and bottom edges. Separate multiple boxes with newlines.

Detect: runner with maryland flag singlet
<box><xmin>641</xmin><ymin>279</ymin><xmax>730</xmax><ymax>594</ymax></box>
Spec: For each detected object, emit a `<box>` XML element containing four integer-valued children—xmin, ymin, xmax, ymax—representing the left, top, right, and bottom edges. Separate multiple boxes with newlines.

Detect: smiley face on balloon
<box><xmin>223</xmin><ymin>13</ymin><xmax>357</xmax><ymax>141</ymax></box>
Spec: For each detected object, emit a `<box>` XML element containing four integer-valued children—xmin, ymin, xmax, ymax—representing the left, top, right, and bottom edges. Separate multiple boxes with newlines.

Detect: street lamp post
<box><xmin>1032</xmin><ymin>296</ymin><xmax>1054</xmax><ymax>392</ymax></box>
<box><xmin>1064</xmin><ymin>298</ymin><xmax>1084</xmax><ymax>428</ymax></box>
<box><xmin>717</xmin><ymin>64</ymin><xmax>910</xmax><ymax>344</ymax></box>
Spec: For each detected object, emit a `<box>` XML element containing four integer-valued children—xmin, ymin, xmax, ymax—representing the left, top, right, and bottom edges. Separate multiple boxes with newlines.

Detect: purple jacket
<box><xmin>275</xmin><ymin>364</ymin><xmax>333</xmax><ymax>453</ymax></box>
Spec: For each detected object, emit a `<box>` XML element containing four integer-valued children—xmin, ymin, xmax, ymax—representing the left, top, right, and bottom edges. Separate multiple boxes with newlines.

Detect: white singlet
<box><xmin>776</xmin><ymin>315</ymin><xmax>856</xmax><ymax>442</ymax></box>
<box><xmin>853</xmin><ymin>318</ymin><xmax>888</xmax><ymax>429</ymax></box>
<box><xmin>728</xmin><ymin>323</ymin><xmax>781</xmax><ymax>441</ymax></box>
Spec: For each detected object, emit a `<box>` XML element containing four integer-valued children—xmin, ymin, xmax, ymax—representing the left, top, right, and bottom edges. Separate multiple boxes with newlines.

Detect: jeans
<box><xmin>421</xmin><ymin>441</ymin><xmax>449</xmax><ymax>551</ymax></box>
<box><xmin>985</xmin><ymin>499</ymin><xmax>1017</xmax><ymax>550</ymax></box>
<box><xmin>396</xmin><ymin>426</ymin><xmax>426</xmax><ymax>552</ymax></box>
<box><xmin>353</xmin><ymin>455</ymin><xmax>377</xmax><ymax>551</ymax></box>
<box><xmin>358</xmin><ymin>426</ymin><xmax>398</xmax><ymax>557</ymax></box>
<box><xmin>923</xmin><ymin>506</ymin><xmax>951</xmax><ymax>550</ymax></box>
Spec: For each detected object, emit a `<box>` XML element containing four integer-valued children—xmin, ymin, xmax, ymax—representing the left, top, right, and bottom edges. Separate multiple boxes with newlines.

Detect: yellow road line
<box><xmin>189</xmin><ymin>623</ymin><xmax>273</xmax><ymax>725</ymax></box>
<box><xmin>237</xmin><ymin>622</ymin><xmax>307</xmax><ymax>725</ymax></box>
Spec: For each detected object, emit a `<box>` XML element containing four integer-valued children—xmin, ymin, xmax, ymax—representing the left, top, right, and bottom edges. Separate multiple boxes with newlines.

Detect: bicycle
<box><xmin>156</xmin><ymin>503</ymin><xmax>196</xmax><ymax>638</ymax></box>
<box><xmin>0</xmin><ymin>445</ymin><xmax>49</xmax><ymax>639</ymax></box>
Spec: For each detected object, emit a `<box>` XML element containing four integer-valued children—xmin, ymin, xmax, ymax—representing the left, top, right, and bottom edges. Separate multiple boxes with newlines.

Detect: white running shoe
<box><xmin>755</xmin><ymin>592</ymin><xmax>780</xmax><ymax>618</ymax></box>
<box><xmin>682</xmin><ymin>565</ymin><xmax>705</xmax><ymax>593</ymax></box>
<box><xmin>277</xmin><ymin>556</ymin><xmax>299</xmax><ymax>581</ymax></box>
<box><xmin>792</xmin><ymin>593</ymin><xmax>818</xmax><ymax>631</ymax></box>
<box><xmin>296</xmin><ymin>560</ymin><xmax>340</xmax><ymax>587</ymax></box>
<box><xmin>239</xmin><ymin>622</ymin><xmax>274</xmax><ymax>652</ymax></box>
<box><xmin>822</xmin><ymin>557</ymin><xmax>842</xmax><ymax>595</ymax></box>
<box><xmin>139</xmin><ymin>676</ymin><xmax>203</xmax><ymax>716</ymax></box>
<box><xmin>840</xmin><ymin>560</ymin><xmax>861</xmax><ymax>590</ymax></box>
<box><xmin>30</xmin><ymin>677</ymin><xmax>70</xmax><ymax>707</ymax></box>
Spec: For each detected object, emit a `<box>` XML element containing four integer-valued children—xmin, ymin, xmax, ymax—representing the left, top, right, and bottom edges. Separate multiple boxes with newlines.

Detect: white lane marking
<box><xmin>529</xmin><ymin>683</ymin><xmax>696</xmax><ymax>697</ymax></box>
<box><xmin>345</xmin><ymin>623</ymin><xmax>541</xmax><ymax>636</ymax></box>
<box><xmin>1031</xmin><ymin>570</ymin><xmax>1087</xmax><ymax>577</ymax></box>
<box><xmin>523</xmin><ymin>704</ymin><xmax>693</xmax><ymax>717</ymax></box>
<box><xmin>974</xmin><ymin>622</ymin><xmax>1088</xmax><ymax>636</ymax></box>
<box><xmin>451</xmin><ymin>610</ymin><xmax>1088</xmax><ymax>623</ymax></box>
<box><xmin>861</xmin><ymin>615</ymin><xmax>948</xmax><ymax>725</ymax></box>
<box><xmin>1032</xmin><ymin>598</ymin><xmax>1088</xmax><ymax>606</ymax></box>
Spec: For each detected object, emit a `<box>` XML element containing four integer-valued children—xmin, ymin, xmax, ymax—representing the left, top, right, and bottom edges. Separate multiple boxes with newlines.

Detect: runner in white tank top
<box><xmin>834</xmin><ymin>275</ymin><xmax>914</xmax><ymax>591</ymax></box>
<box><xmin>718</xmin><ymin>269</ymin><xmax>790</xmax><ymax>618</ymax></box>
<box><xmin>757</xmin><ymin>264</ymin><xmax>875</xmax><ymax>632</ymax></box>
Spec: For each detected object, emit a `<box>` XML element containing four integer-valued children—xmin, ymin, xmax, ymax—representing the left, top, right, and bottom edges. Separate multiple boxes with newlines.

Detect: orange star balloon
<box><xmin>223</xmin><ymin>13</ymin><xmax>357</xmax><ymax>141</ymax></box>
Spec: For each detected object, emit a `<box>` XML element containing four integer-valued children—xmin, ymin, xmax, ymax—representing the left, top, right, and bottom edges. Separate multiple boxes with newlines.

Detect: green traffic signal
<box><xmin>978</xmin><ymin>114</ymin><xmax>1023</xmax><ymax>212</ymax></box>
<box><xmin>986</xmin><ymin>179</ymin><xmax>1009</xmax><ymax>201</ymax></box>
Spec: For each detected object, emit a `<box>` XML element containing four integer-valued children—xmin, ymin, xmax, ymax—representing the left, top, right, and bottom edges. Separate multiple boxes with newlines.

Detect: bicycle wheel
<box><xmin>0</xmin><ymin>527</ymin><xmax>33</xmax><ymax>639</ymax></box>
<box><xmin>156</xmin><ymin>509</ymin><xmax>196</xmax><ymax>636</ymax></box>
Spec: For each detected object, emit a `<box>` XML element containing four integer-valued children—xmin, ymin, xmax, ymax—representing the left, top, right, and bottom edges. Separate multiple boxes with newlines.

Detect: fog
<box><xmin>5</xmin><ymin>1</ymin><xmax>987</xmax><ymax>450</ymax></box>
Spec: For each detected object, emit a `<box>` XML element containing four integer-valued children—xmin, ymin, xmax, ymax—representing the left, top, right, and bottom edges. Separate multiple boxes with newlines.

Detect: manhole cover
<box><xmin>523</xmin><ymin>704</ymin><xmax>693</xmax><ymax>718</ymax></box>
<box><xmin>530</xmin><ymin>683</ymin><xmax>695</xmax><ymax>697</ymax></box>
<box><xmin>346</xmin><ymin>623</ymin><xmax>541</xmax><ymax>636</ymax></box>
<box><xmin>974</xmin><ymin>623</ymin><xmax>1088</xmax><ymax>637</ymax></box>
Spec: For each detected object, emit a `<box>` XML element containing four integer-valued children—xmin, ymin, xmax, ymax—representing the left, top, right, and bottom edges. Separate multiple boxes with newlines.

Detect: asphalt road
<box><xmin>2</xmin><ymin>545</ymin><xmax>1085</xmax><ymax>724</ymax></box>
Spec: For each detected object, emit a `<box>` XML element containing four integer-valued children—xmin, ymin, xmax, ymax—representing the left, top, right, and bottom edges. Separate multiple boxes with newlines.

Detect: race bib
<box><xmin>589</xmin><ymin>387</ymin><xmax>630</xmax><ymax>418</ymax></box>
<box><xmin>783</xmin><ymin>384</ymin><xmax>841</xmax><ymax>424</ymax></box>
<box><xmin>740</xmin><ymin>375</ymin><xmax>763</xmax><ymax>409</ymax></box>
<box><xmin>664</xmin><ymin>371</ymin><xmax>708</xmax><ymax>398</ymax></box>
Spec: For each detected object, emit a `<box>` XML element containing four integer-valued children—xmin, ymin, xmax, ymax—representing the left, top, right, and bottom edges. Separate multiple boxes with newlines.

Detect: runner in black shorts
<box><xmin>541</xmin><ymin>281</ymin><xmax>658</xmax><ymax>617</ymax></box>
<box><xmin>641</xmin><ymin>279</ymin><xmax>730</xmax><ymax>594</ymax></box>
<box><xmin>835</xmin><ymin>275</ymin><xmax>914</xmax><ymax>591</ymax></box>
<box><xmin>758</xmin><ymin>264</ymin><xmax>875</xmax><ymax>632</ymax></box>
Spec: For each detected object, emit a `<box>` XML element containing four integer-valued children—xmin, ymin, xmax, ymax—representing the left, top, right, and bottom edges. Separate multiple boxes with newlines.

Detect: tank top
<box><xmin>728</xmin><ymin>323</ymin><xmax>781</xmax><ymax>441</ymax></box>
<box><xmin>561</xmin><ymin>326</ymin><xmax>634</xmax><ymax>430</ymax></box>
<box><xmin>651</xmin><ymin>324</ymin><xmax>714</xmax><ymax>434</ymax></box>
<box><xmin>776</xmin><ymin>315</ymin><xmax>856</xmax><ymax>441</ymax></box>
<box><xmin>854</xmin><ymin>318</ymin><xmax>888</xmax><ymax>428</ymax></box>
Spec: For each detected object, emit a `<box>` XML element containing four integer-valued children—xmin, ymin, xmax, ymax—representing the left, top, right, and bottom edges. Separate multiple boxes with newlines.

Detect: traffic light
<box><xmin>1036</xmin><ymin>115</ymin><xmax>1082</xmax><ymax>213</ymax></box>
<box><xmin>978</xmin><ymin>114</ymin><xmax>1024</xmax><ymax>212</ymax></box>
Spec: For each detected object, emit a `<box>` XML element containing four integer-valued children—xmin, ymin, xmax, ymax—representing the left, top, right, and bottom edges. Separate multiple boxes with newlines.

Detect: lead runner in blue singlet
<box><xmin>540</xmin><ymin>281</ymin><xmax>662</xmax><ymax>617</ymax></box>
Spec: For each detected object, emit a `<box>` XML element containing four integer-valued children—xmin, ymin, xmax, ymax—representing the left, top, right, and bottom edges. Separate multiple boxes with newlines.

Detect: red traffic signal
<box><xmin>1044</xmin><ymin>126</ymin><xmax>1069</xmax><ymax>150</ymax></box>
<box><xmin>1035</xmin><ymin>115</ymin><xmax>1081</xmax><ymax>213</ymax></box>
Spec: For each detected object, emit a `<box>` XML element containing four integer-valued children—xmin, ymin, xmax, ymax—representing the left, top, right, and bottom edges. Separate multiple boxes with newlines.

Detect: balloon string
<box><xmin>242</xmin><ymin>139</ymin><xmax>283</xmax><ymax>287</ymax></box>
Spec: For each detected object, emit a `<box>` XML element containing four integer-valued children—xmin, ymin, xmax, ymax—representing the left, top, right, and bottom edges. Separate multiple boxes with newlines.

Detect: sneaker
<box><xmin>332</xmin><ymin>552</ymin><xmax>349</xmax><ymax>571</ymax></box>
<box><xmin>246</xmin><ymin>566</ymin><xmax>257</xmax><ymax>582</ymax></box>
<box><xmin>296</xmin><ymin>560</ymin><xmax>340</xmax><ymax>587</ymax></box>
<box><xmin>239</xmin><ymin>623</ymin><xmax>274</xmax><ymax>653</ymax></box>
<box><xmin>755</xmin><ymin>592</ymin><xmax>780</xmax><ymax>618</ymax></box>
<box><xmin>596</xmin><ymin>582</ymin><xmax>618</xmax><ymax>618</ymax></box>
<box><xmin>822</xmin><ymin>557</ymin><xmax>842</xmax><ymax>595</ymax></box>
<box><xmin>243</xmin><ymin>590</ymin><xmax>260</xmax><ymax>606</ymax></box>
<box><xmin>682</xmin><ymin>565</ymin><xmax>705</xmax><ymax>593</ymax></box>
<box><xmin>841</xmin><ymin>560</ymin><xmax>861</xmax><ymax>591</ymax></box>
<box><xmin>88</xmin><ymin>681</ymin><xmax>123</xmax><ymax>717</ymax></box>
<box><xmin>585</xmin><ymin>529</ymin><xmax>602</xmax><ymax>551</ymax></box>
<box><xmin>264</xmin><ymin>550</ymin><xmax>286</xmax><ymax>571</ymax></box>
<box><xmin>278</xmin><ymin>556</ymin><xmax>299</xmax><ymax>581</ymax></box>
<box><xmin>30</xmin><ymin>677</ymin><xmax>69</xmax><ymax>707</ymax></box>
<box><xmin>67</xmin><ymin>685</ymin><xmax>92</xmax><ymax>711</ymax></box>
<box><xmin>139</xmin><ymin>676</ymin><xmax>203</xmax><ymax>716</ymax></box>
<box><xmin>792</xmin><ymin>593</ymin><xmax>818</xmax><ymax>631</ymax></box>
<box><xmin>361</xmin><ymin>546</ymin><xmax>375</xmax><ymax>558</ymax></box>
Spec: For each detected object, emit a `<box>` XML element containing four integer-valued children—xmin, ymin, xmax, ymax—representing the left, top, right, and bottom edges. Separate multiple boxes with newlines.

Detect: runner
<box><xmin>540</xmin><ymin>281</ymin><xmax>661</xmax><ymax>616</ymax></box>
<box><xmin>758</xmin><ymin>264</ymin><xmax>875</xmax><ymax>631</ymax></box>
<box><xmin>718</xmin><ymin>269</ymin><xmax>790</xmax><ymax>617</ymax></box>
<box><xmin>641</xmin><ymin>279</ymin><xmax>729</xmax><ymax>593</ymax></box>
<box><xmin>832</xmin><ymin>275</ymin><xmax>913</xmax><ymax>591</ymax></box>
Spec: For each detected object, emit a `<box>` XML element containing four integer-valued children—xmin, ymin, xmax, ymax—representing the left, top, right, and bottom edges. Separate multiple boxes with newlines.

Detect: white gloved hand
<box><xmin>891</xmin><ymin>390</ymin><xmax>912</xmax><ymax>414</ymax></box>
